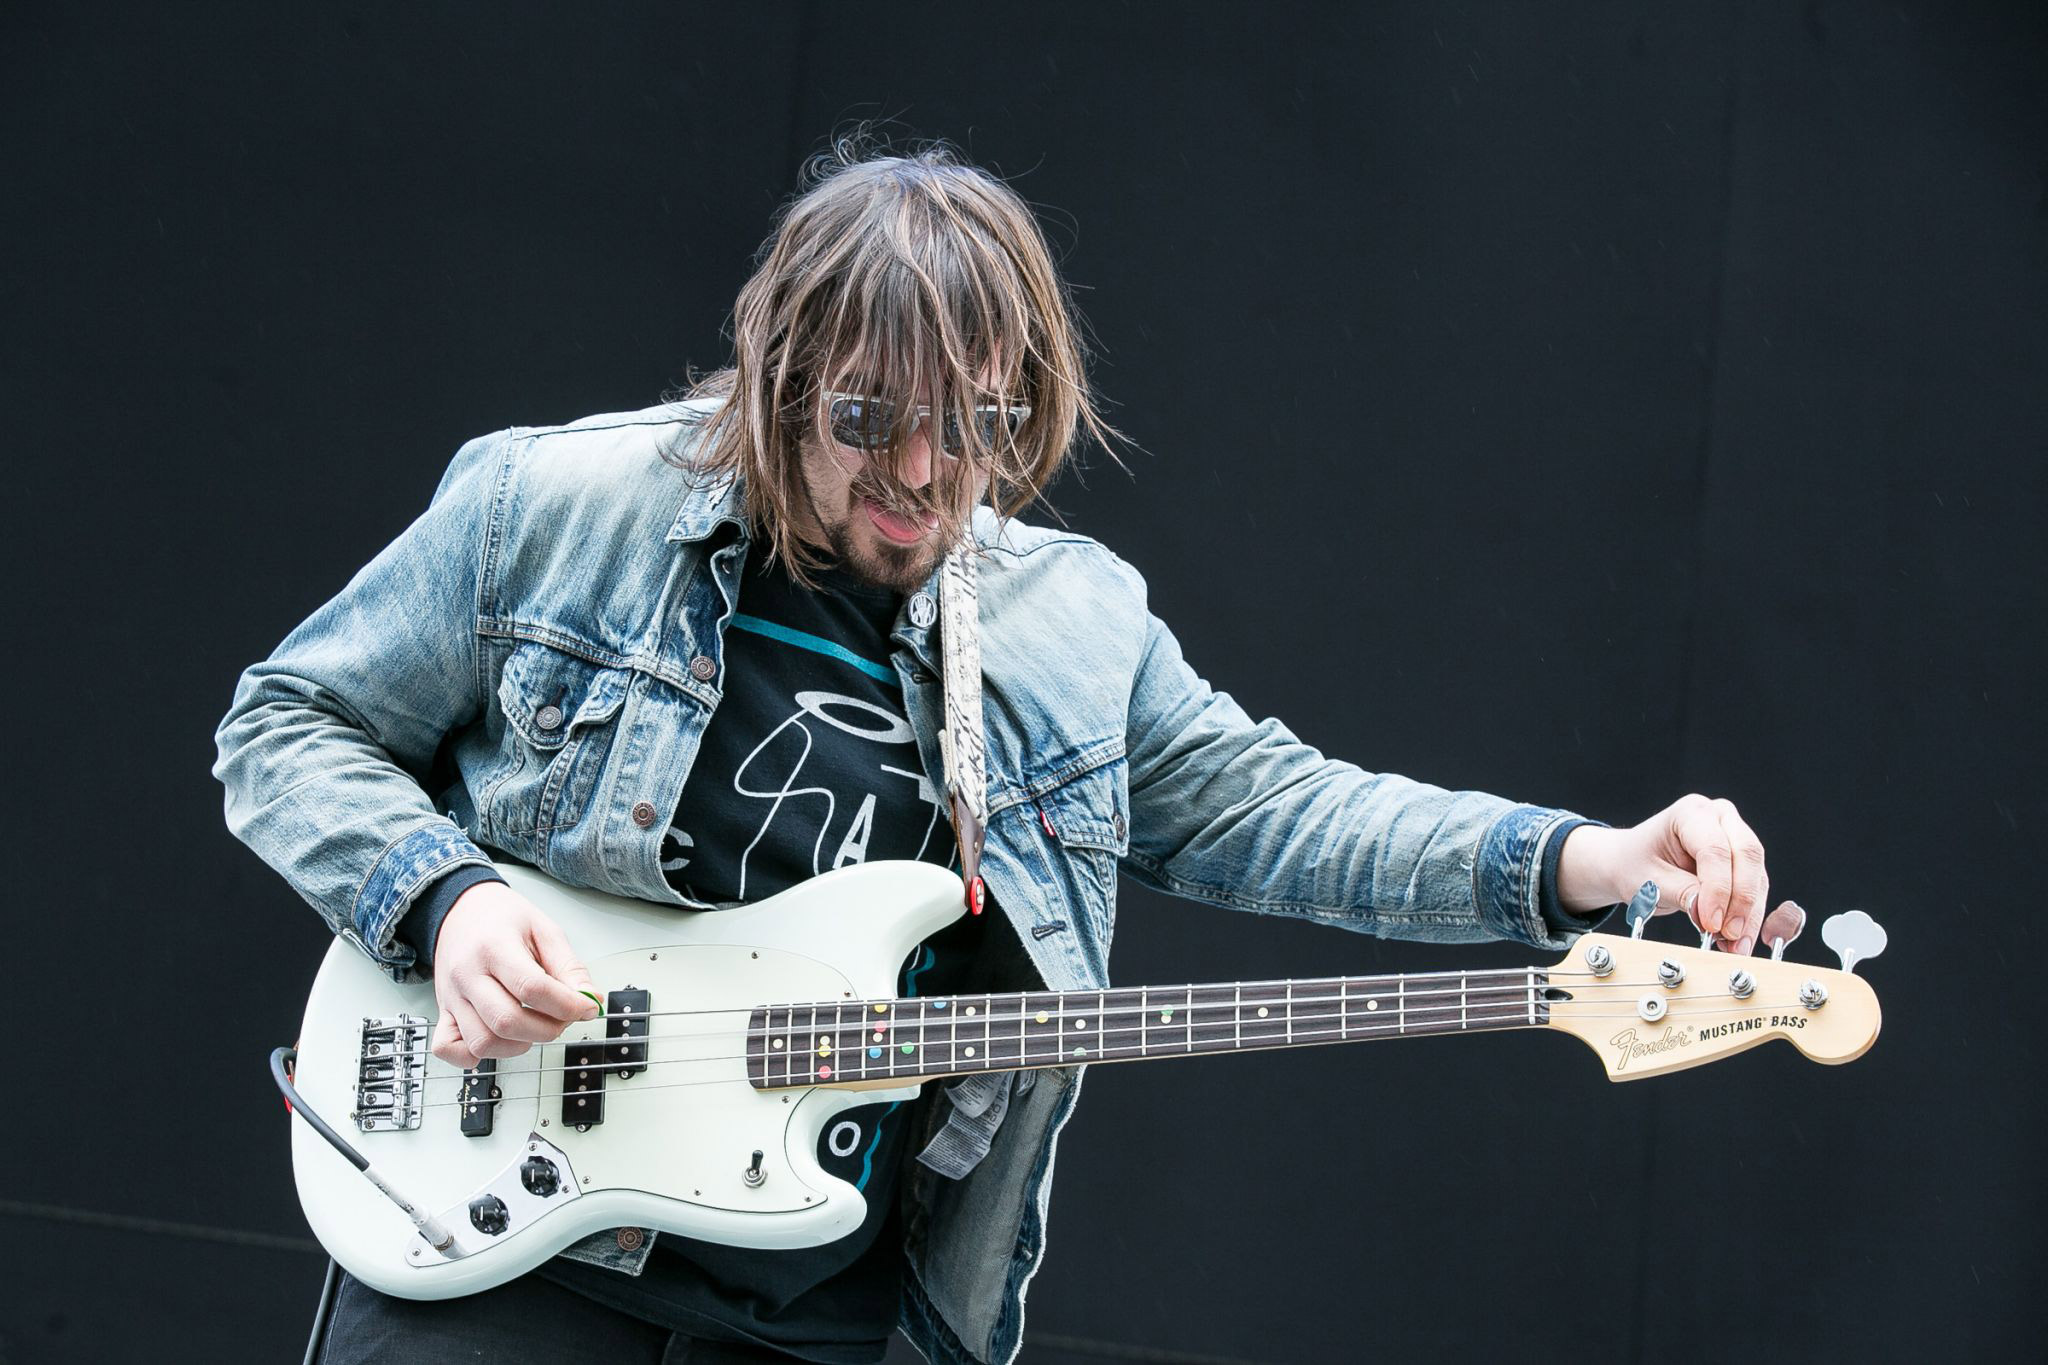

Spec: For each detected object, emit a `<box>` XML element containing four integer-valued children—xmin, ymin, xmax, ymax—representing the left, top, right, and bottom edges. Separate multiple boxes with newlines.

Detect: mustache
<box><xmin>848</xmin><ymin>473</ymin><xmax>967</xmax><ymax>527</ymax></box>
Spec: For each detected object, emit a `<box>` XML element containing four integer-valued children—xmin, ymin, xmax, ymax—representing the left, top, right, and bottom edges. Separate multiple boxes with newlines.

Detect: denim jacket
<box><xmin>213</xmin><ymin>401</ymin><xmax>1607</xmax><ymax>1365</ymax></box>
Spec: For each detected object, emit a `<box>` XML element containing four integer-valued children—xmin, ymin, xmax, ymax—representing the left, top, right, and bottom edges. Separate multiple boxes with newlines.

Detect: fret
<box><xmin>981</xmin><ymin>993</ymin><xmax>1019</xmax><ymax>1070</ymax></box>
<box><xmin>1238</xmin><ymin>981</ymin><xmax>1289</xmax><ymax>1049</ymax></box>
<box><xmin>1100</xmin><ymin>986</ymin><xmax>1146</xmax><ymax>1061</ymax></box>
<box><xmin>1023</xmin><ymin>991</ymin><xmax>1062</xmax><ymax>1067</ymax></box>
<box><xmin>1186</xmin><ymin>984</ymin><xmax>1235</xmax><ymax>1055</ymax></box>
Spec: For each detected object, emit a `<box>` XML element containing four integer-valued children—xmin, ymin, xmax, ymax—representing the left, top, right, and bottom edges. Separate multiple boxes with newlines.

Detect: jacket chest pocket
<box><xmin>486</xmin><ymin>641</ymin><xmax>632</xmax><ymax>851</ymax></box>
<box><xmin>1023</xmin><ymin>752</ymin><xmax>1130</xmax><ymax>940</ymax></box>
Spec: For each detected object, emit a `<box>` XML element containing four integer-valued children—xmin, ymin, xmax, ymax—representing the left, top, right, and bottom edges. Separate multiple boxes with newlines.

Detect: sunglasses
<box><xmin>824</xmin><ymin>390</ymin><xmax>1032</xmax><ymax>461</ymax></box>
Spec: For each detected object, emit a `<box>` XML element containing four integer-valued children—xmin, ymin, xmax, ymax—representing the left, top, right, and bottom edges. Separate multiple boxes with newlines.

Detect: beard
<box><xmin>801</xmin><ymin>472</ymin><xmax>949</xmax><ymax>594</ymax></box>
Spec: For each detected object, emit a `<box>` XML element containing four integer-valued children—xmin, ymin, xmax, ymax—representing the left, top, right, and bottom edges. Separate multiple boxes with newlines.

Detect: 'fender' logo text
<box><xmin>1607</xmin><ymin>1025</ymin><xmax>1695</xmax><ymax>1072</ymax></box>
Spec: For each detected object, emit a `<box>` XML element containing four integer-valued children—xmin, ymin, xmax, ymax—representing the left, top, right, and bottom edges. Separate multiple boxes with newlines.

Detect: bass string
<box><xmin>361</xmin><ymin>998</ymin><xmax>1811</xmax><ymax>1099</ymax></box>
<box><xmin>365</xmin><ymin>976</ymin><xmax>1686</xmax><ymax>1061</ymax></box>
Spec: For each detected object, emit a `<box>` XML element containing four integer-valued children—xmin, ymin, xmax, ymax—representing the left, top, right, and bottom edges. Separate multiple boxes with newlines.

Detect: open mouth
<box><xmin>862</xmin><ymin>498</ymin><xmax>938</xmax><ymax>545</ymax></box>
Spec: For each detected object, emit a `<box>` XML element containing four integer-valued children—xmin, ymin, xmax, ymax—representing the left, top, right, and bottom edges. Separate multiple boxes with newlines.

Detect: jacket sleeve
<box><xmin>1120</xmin><ymin>610</ymin><xmax>1614</xmax><ymax>951</ymax></box>
<box><xmin>211</xmin><ymin>428</ymin><xmax>514</xmax><ymax>973</ymax></box>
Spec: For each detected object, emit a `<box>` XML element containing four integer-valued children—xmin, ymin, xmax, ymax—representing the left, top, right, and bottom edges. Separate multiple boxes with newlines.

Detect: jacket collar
<box><xmin>666</xmin><ymin>471</ymin><xmax>1008</xmax><ymax>673</ymax></box>
<box><xmin>664</xmin><ymin>469</ymin><xmax>748</xmax><ymax>546</ymax></box>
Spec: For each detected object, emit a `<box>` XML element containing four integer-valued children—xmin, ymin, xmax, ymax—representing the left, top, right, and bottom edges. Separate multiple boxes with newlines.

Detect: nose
<box><xmin>899</xmin><ymin>425</ymin><xmax>934</xmax><ymax>489</ymax></box>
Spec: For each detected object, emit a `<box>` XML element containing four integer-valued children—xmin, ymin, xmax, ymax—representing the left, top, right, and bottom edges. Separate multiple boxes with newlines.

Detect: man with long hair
<box><xmin>216</xmin><ymin>135</ymin><xmax>1782</xmax><ymax>1364</ymax></box>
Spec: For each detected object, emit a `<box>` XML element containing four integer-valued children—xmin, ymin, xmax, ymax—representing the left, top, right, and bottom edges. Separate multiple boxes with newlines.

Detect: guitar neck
<box><xmin>748</xmin><ymin>967</ymin><xmax>1553</xmax><ymax>1089</ymax></box>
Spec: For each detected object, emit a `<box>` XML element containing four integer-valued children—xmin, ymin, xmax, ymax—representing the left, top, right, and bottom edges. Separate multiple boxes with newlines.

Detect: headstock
<box><xmin>1545</xmin><ymin>904</ymin><xmax>1884</xmax><ymax>1081</ymax></box>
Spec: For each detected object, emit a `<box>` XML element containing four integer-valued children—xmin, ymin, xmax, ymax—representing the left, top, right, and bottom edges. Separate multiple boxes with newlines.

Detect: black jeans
<box><xmin>312</xmin><ymin>1266</ymin><xmax>814</xmax><ymax>1365</ymax></box>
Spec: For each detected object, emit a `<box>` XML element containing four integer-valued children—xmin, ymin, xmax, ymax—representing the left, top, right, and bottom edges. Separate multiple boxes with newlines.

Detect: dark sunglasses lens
<box><xmin>828</xmin><ymin>396</ymin><xmax>893</xmax><ymax>448</ymax></box>
<box><xmin>938</xmin><ymin>408</ymin><xmax>1025</xmax><ymax>455</ymax></box>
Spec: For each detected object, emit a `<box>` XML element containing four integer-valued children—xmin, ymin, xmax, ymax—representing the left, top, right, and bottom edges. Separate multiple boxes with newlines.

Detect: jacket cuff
<box><xmin>395</xmin><ymin>864</ymin><xmax>507</xmax><ymax>971</ymax></box>
<box><xmin>1474</xmin><ymin>805</ymin><xmax>1616</xmax><ymax>950</ymax></box>
<box><xmin>351</xmin><ymin>822</ymin><xmax>498</xmax><ymax>971</ymax></box>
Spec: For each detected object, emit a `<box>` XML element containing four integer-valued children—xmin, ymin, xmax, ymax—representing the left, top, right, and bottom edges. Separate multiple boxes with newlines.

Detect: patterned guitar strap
<box><xmin>937</xmin><ymin>538</ymin><xmax>989</xmax><ymax>915</ymax></box>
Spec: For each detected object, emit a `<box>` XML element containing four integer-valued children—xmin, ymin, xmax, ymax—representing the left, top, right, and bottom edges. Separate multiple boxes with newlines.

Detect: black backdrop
<box><xmin>3</xmin><ymin>3</ymin><xmax>2041</xmax><ymax>1362</ymax></box>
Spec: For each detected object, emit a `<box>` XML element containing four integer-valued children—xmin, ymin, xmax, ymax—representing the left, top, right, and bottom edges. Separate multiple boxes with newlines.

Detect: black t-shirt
<box><xmin>536</xmin><ymin>548</ymin><xmax>982</xmax><ymax>1363</ymax></box>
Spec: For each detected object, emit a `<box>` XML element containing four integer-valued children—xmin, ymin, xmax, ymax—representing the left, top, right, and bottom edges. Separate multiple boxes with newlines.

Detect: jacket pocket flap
<box><xmin>498</xmin><ymin>642</ymin><xmax>631</xmax><ymax>751</ymax></box>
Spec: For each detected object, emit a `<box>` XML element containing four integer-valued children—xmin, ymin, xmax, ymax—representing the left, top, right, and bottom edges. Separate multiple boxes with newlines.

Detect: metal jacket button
<box><xmin>534</xmin><ymin>704</ymin><xmax>564</xmax><ymax>732</ymax></box>
<box><xmin>615</xmin><ymin>1226</ymin><xmax>645</xmax><ymax>1252</ymax></box>
<box><xmin>1111</xmin><ymin>811</ymin><xmax>1126</xmax><ymax>841</ymax></box>
<box><xmin>631</xmin><ymin>801</ymin><xmax>658</xmax><ymax>828</ymax></box>
<box><xmin>688</xmin><ymin>655</ymin><xmax>717</xmax><ymax>682</ymax></box>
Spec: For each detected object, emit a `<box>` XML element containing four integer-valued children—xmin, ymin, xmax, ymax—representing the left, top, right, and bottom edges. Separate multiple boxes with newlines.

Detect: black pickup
<box><xmin>562</xmin><ymin>1042</ymin><xmax>606</xmax><ymax>1130</ymax></box>
<box><xmin>606</xmin><ymin>987</ymin><xmax>651</xmax><ymax>1079</ymax></box>
<box><xmin>458</xmin><ymin>1059</ymin><xmax>499</xmax><ymax>1136</ymax></box>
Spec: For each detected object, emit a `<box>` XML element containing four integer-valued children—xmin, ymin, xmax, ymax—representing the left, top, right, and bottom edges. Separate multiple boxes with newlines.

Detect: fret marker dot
<box><xmin>901</xmin><ymin>1043</ymin><xmax>916</xmax><ymax>1055</ymax></box>
<box><xmin>1035</xmin><ymin>1011</ymin><xmax>1049</xmax><ymax>1024</ymax></box>
<box><xmin>1257</xmin><ymin>1006</ymin><xmax>1269</xmax><ymax>1018</ymax></box>
<box><xmin>965</xmin><ymin>1006</ymin><xmax>977</xmax><ymax>1017</ymax></box>
<box><xmin>1367</xmin><ymin>1000</ymin><xmax>1379</xmax><ymax>1012</ymax></box>
<box><xmin>873</xmin><ymin>1030</ymin><xmax>885</xmax><ymax>1042</ymax></box>
<box><xmin>772</xmin><ymin>1038</ymin><xmax>785</xmax><ymax>1049</ymax></box>
<box><xmin>1073</xmin><ymin>1019</ymin><xmax>1089</xmax><ymax>1030</ymax></box>
<box><xmin>965</xmin><ymin>1046</ymin><xmax>977</xmax><ymax>1057</ymax></box>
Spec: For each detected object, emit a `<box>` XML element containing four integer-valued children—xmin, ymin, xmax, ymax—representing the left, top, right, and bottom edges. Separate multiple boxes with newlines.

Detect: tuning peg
<box><xmin>1821</xmin><ymin>909</ymin><xmax>1887</xmax><ymax>975</ymax></box>
<box><xmin>1624</xmin><ymin>881</ymin><xmax>1659</xmax><ymax>941</ymax></box>
<box><xmin>1760</xmin><ymin>902</ymin><xmax>1807</xmax><ymax>961</ymax></box>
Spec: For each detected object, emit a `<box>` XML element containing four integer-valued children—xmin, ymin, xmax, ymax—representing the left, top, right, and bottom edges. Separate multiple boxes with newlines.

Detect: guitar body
<box><xmin>290</xmin><ymin>859</ymin><xmax>963</xmax><ymax>1300</ymax></box>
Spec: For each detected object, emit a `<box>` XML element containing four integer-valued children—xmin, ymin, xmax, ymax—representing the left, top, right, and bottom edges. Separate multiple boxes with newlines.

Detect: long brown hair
<box><xmin>664</xmin><ymin>133</ymin><xmax>1126</xmax><ymax>583</ymax></box>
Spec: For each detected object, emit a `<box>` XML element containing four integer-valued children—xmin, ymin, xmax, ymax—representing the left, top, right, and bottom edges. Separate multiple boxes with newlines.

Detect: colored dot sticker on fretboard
<box><xmin>1073</xmin><ymin>1046</ymin><xmax>1088</xmax><ymax>1058</ymax></box>
<box><xmin>932</xmin><ymin>1000</ymin><xmax>950</xmax><ymax>1010</ymax></box>
<box><xmin>1035</xmin><ymin>1011</ymin><xmax>1049</xmax><ymax>1024</ymax></box>
<box><xmin>900</xmin><ymin>1043</ymin><xmax>916</xmax><ymax>1055</ymax></box>
<box><xmin>1159</xmin><ymin>1009</ymin><xmax>1174</xmax><ymax>1022</ymax></box>
<box><xmin>817</xmin><ymin>1064</ymin><xmax>832</xmax><ymax>1079</ymax></box>
<box><xmin>868</xmin><ymin>1047</ymin><xmax>882</xmax><ymax>1059</ymax></box>
<box><xmin>817</xmin><ymin>1040</ymin><xmax>833</xmax><ymax>1056</ymax></box>
<box><xmin>873</xmin><ymin>1004</ymin><xmax>889</xmax><ymax>1013</ymax></box>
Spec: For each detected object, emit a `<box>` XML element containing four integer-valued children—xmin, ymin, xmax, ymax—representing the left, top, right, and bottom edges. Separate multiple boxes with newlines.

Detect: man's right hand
<box><xmin>427</xmin><ymin>880</ymin><xmax>602</xmax><ymax>1068</ymax></box>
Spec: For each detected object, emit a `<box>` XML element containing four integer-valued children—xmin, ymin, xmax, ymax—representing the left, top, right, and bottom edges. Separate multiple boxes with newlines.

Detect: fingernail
<box><xmin>1680</xmin><ymin>886</ymin><xmax>1700</xmax><ymax>913</ymax></box>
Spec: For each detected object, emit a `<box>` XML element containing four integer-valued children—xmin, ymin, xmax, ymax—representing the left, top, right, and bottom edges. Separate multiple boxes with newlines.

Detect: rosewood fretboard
<box><xmin>746</xmin><ymin>968</ymin><xmax>1556</xmax><ymax>1089</ymax></box>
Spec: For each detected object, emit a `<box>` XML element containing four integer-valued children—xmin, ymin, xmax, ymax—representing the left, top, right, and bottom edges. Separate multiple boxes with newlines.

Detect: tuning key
<box><xmin>1822</xmin><ymin>909</ymin><xmax>1888</xmax><ymax>975</ymax></box>
<box><xmin>1761</xmin><ymin>902</ymin><xmax>1807</xmax><ymax>961</ymax></box>
<box><xmin>1624</xmin><ymin>880</ymin><xmax>1659</xmax><ymax>941</ymax></box>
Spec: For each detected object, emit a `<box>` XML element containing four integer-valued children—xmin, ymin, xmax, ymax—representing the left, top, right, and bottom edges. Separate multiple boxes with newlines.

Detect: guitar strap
<box><xmin>936</xmin><ymin>537</ymin><xmax>989</xmax><ymax>914</ymax></box>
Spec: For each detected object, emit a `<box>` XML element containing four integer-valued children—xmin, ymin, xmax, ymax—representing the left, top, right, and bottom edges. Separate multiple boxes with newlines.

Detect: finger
<box><xmin>527</xmin><ymin>915</ymin><xmax>603</xmax><ymax>1020</ymax></box>
<box><xmin>1716</xmin><ymin>803</ymin><xmax>1767</xmax><ymax>948</ymax></box>
<box><xmin>1674</xmin><ymin>801</ymin><xmax>1734</xmax><ymax>934</ymax></box>
<box><xmin>480</xmin><ymin>931</ymin><xmax>598</xmax><ymax>1025</ymax></box>
<box><xmin>466</xmin><ymin>974</ymin><xmax>570</xmax><ymax>1046</ymax></box>
<box><xmin>430</xmin><ymin>1005</ymin><xmax>479</xmax><ymax>1070</ymax></box>
<box><xmin>1727</xmin><ymin>870</ymin><xmax>1765</xmax><ymax>956</ymax></box>
<box><xmin>448</xmin><ymin>991</ymin><xmax>528</xmax><ymax>1062</ymax></box>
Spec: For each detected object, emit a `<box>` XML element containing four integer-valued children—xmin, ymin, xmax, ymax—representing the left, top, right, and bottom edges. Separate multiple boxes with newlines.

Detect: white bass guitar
<box><xmin>273</xmin><ymin>860</ymin><xmax>1883</xmax><ymax>1299</ymax></box>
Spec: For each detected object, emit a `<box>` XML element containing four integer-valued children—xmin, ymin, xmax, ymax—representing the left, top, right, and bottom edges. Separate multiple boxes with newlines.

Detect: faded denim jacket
<box><xmin>213</xmin><ymin>400</ymin><xmax>1610</xmax><ymax>1365</ymax></box>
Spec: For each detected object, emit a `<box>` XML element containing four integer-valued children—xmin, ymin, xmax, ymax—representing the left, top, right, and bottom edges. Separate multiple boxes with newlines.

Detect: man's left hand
<box><xmin>1555</xmin><ymin>794</ymin><xmax>1788</xmax><ymax>956</ymax></box>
